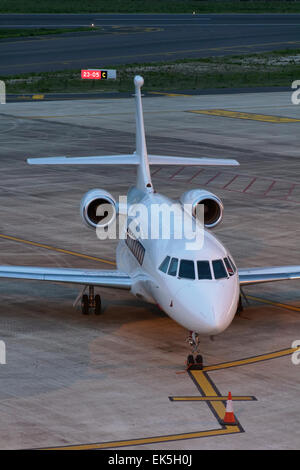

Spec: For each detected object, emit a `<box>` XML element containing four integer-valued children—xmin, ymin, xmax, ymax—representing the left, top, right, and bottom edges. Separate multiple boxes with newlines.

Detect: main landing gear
<box><xmin>236</xmin><ymin>288</ymin><xmax>250</xmax><ymax>316</ymax></box>
<box><xmin>236</xmin><ymin>294</ymin><xmax>244</xmax><ymax>315</ymax></box>
<box><xmin>186</xmin><ymin>331</ymin><xmax>203</xmax><ymax>369</ymax></box>
<box><xmin>81</xmin><ymin>285</ymin><xmax>102</xmax><ymax>315</ymax></box>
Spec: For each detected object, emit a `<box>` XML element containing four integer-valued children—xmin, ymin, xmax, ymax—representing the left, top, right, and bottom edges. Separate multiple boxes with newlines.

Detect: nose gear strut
<box><xmin>186</xmin><ymin>331</ymin><xmax>200</xmax><ymax>352</ymax></box>
<box><xmin>186</xmin><ymin>331</ymin><xmax>203</xmax><ymax>369</ymax></box>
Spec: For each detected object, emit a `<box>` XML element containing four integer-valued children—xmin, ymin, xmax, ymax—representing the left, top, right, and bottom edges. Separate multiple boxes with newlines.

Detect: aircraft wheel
<box><xmin>81</xmin><ymin>294</ymin><xmax>89</xmax><ymax>315</ymax></box>
<box><xmin>94</xmin><ymin>294</ymin><xmax>102</xmax><ymax>315</ymax></box>
<box><xmin>187</xmin><ymin>354</ymin><xmax>195</xmax><ymax>366</ymax></box>
<box><xmin>195</xmin><ymin>354</ymin><xmax>203</xmax><ymax>368</ymax></box>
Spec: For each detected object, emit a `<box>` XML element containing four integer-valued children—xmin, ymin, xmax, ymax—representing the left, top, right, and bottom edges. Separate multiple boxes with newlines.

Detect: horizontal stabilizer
<box><xmin>28</xmin><ymin>154</ymin><xmax>239</xmax><ymax>167</ymax></box>
<box><xmin>27</xmin><ymin>155</ymin><xmax>139</xmax><ymax>165</ymax></box>
<box><xmin>148</xmin><ymin>155</ymin><xmax>239</xmax><ymax>166</ymax></box>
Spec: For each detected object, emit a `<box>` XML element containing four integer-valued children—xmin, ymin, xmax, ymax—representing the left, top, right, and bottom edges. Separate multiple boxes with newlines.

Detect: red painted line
<box><xmin>187</xmin><ymin>168</ymin><xmax>204</xmax><ymax>183</ymax></box>
<box><xmin>170</xmin><ymin>166</ymin><xmax>184</xmax><ymax>180</ymax></box>
<box><xmin>285</xmin><ymin>183</ymin><xmax>296</xmax><ymax>200</ymax></box>
<box><xmin>204</xmin><ymin>171</ymin><xmax>221</xmax><ymax>186</ymax></box>
<box><xmin>263</xmin><ymin>180</ymin><xmax>276</xmax><ymax>196</ymax></box>
<box><xmin>225</xmin><ymin>188</ymin><xmax>300</xmax><ymax>203</ymax></box>
<box><xmin>243</xmin><ymin>177</ymin><xmax>257</xmax><ymax>193</ymax></box>
<box><xmin>152</xmin><ymin>166</ymin><xmax>162</xmax><ymax>176</ymax></box>
<box><xmin>153</xmin><ymin>168</ymin><xmax>300</xmax><ymax>204</ymax></box>
<box><xmin>222</xmin><ymin>174</ymin><xmax>238</xmax><ymax>190</ymax></box>
<box><xmin>286</xmin><ymin>199</ymin><xmax>300</xmax><ymax>204</ymax></box>
<box><xmin>277</xmin><ymin>197</ymin><xmax>300</xmax><ymax>204</ymax></box>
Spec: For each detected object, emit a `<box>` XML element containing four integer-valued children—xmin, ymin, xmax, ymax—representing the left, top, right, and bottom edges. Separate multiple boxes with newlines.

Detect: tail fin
<box><xmin>27</xmin><ymin>76</ymin><xmax>239</xmax><ymax>186</ymax></box>
<box><xmin>134</xmin><ymin>75</ymin><xmax>153</xmax><ymax>193</ymax></box>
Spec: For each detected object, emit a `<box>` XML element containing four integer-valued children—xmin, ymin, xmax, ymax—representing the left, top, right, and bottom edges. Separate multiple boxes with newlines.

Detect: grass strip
<box><xmin>2</xmin><ymin>49</ymin><xmax>300</xmax><ymax>94</ymax></box>
<box><xmin>1</xmin><ymin>0</ymin><xmax>300</xmax><ymax>14</ymax></box>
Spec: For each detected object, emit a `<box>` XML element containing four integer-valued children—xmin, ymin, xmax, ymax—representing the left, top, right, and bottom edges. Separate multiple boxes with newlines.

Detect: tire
<box><xmin>187</xmin><ymin>354</ymin><xmax>195</xmax><ymax>365</ymax></box>
<box><xmin>94</xmin><ymin>294</ymin><xmax>102</xmax><ymax>315</ymax></box>
<box><xmin>195</xmin><ymin>354</ymin><xmax>203</xmax><ymax>366</ymax></box>
<box><xmin>81</xmin><ymin>294</ymin><xmax>89</xmax><ymax>315</ymax></box>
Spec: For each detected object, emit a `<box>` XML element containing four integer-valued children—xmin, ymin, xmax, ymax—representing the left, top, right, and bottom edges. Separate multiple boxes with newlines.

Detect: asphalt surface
<box><xmin>0</xmin><ymin>91</ymin><xmax>299</xmax><ymax>449</ymax></box>
<box><xmin>5</xmin><ymin>86</ymin><xmax>291</xmax><ymax>103</ymax></box>
<box><xmin>0</xmin><ymin>14</ymin><xmax>300</xmax><ymax>75</ymax></box>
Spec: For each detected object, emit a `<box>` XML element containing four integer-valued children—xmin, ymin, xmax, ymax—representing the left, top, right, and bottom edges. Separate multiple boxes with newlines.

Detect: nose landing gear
<box><xmin>81</xmin><ymin>286</ymin><xmax>102</xmax><ymax>315</ymax></box>
<box><xmin>186</xmin><ymin>354</ymin><xmax>203</xmax><ymax>368</ymax></box>
<box><xmin>186</xmin><ymin>331</ymin><xmax>203</xmax><ymax>369</ymax></box>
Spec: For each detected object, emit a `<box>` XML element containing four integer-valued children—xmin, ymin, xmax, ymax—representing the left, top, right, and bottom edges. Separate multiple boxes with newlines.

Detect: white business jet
<box><xmin>0</xmin><ymin>76</ymin><xmax>299</xmax><ymax>366</ymax></box>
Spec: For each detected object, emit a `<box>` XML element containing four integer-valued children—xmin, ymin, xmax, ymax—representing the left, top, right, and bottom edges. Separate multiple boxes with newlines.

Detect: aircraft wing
<box><xmin>0</xmin><ymin>266</ymin><xmax>132</xmax><ymax>289</ymax></box>
<box><xmin>239</xmin><ymin>266</ymin><xmax>300</xmax><ymax>286</ymax></box>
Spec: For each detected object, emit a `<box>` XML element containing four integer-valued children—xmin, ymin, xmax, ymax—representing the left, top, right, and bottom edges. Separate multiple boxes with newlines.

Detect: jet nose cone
<box><xmin>173</xmin><ymin>282</ymin><xmax>238</xmax><ymax>335</ymax></box>
<box><xmin>202</xmin><ymin>309</ymin><xmax>226</xmax><ymax>335</ymax></box>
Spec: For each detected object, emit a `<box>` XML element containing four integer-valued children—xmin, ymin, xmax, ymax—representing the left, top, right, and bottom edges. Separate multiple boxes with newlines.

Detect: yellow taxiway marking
<box><xmin>246</xmin><ymin>295</ymin><xmax>300</xmax><ymax>312</ymax></box>
<box><xmin>43</xmin><ymin>427</ymin><xmax>240</xmax><ymax>450</ymax></box>
<box><xmin>0</xmin><ymin>233</ymin><xmax>115</xmax><ymax>266</ymax></box>
<box><xmin>32</xmin><ymin>94</ymin><xmax>44</xmax><ymax>100</ymax></box>
<box><xmin>189</xmin><ymin>369</ymin><xmax>231</xmax><ymax>424</ymax></box>
<box><xmin>171</xmin><ymin>396</ymin><xmax>255</xmax><ymax>401</ymax></box>
<box><xmin>149</xmin><ymin>91</ymin><xmax>192</xmax><ymax>98</ymax></box>
<box><xmin>44</xmin><ymin>368</ymin><xmax>242</xmax><ymax>450</ymax></box>
<box><xmin>204</xmin><ymin>347</ymin><xmax>299</xmax><ymax>372</ymax></box>
<box><xmin>40</xmin><ymin>346</ymin><xmax>299</xmax><ymax>450</ymax></box>
<box><xmin>187</xmin><ymin>109</ymin><xmax>300</xmax><ymax>123</ymax></box>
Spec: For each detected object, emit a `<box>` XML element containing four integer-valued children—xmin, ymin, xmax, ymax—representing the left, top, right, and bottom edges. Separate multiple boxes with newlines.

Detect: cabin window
<box><xmin>159</xmin><ymin>256</ymin><xmax>171</xmax><ymax>273</ymax></box>
<box><xmin>168</xmin><ymin>257</ymin><xmax>179</xmax><ymax>277</ymax></box>
<box><xmin>179</xmin><ymin>260</ymin><xmax>195</xmax><ymax>280</ymax></box>
<box><xmin>125</xmin><ymin>229</ymin><xmax>145</xmax><ymax>265</ymax></box>
<box><xmin>197</xmin><ymin>261</ymin><xmax>212</xmax><ymax>280</ymax></box>
<box><xmin>212</xmin><ymin>259</ymin><xmax>227</xmax><ymax>279</ymax></box>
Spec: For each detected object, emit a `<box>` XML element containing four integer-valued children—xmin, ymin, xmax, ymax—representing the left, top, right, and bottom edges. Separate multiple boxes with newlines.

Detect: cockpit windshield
<box><xmin>197</xmin><ymin>261</ymin><xmax>212</xmax><ymax>280</ymax></box>
<box><xmin>224</xmin><ymin>257</ymin><xmax>234</xmax><ymax>276</ymax></box>
<box><xmin>168</xmin><ymin>257</ymin><xmax>179</xmax><ymax>276</ymax></box>
<box><xmin>159</xmin><ymin>255</ymin><xmax>235</xmax><ymax>280</ymax></box>
<box><xmin>212</xmin><ymin>259</ymin><xmax>227</xmax><ymax>279</ymax></box>
<box><xmin>159</xmin><ymin>256</ymin><xmax>170</xmax><ymax>273</ymax></box>
<box><xmin>179</xmin><ymin>260</ymin><xmax>195</xmax><ymax>280</ymax></box>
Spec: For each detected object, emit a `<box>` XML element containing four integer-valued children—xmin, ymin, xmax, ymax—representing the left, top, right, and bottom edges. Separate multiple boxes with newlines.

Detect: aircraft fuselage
<box><xmin>116</xmin><ymin>187</ymin><xmax>240</xmax><ymax>336</ymax></box>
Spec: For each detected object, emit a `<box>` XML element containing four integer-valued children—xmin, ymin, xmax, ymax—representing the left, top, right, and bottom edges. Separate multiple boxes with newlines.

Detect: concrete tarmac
<box><xmin>0</xmin><ymin>89</ymin><xmax>299</xmax><ymax>449</ymax></box>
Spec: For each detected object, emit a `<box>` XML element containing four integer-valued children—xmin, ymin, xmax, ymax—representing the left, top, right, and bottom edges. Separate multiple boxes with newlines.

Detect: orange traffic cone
<box><xmin>222</xmin><ymin>392</ymin><xmax>237</xmax><ymax>425</ymax></box>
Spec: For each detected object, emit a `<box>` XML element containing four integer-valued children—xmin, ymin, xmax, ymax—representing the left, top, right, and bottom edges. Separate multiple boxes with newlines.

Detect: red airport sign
<box><xmin>81</xmin><ymin>70</ymin><xmax>108</xmax><ymax>80</ymax></box>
